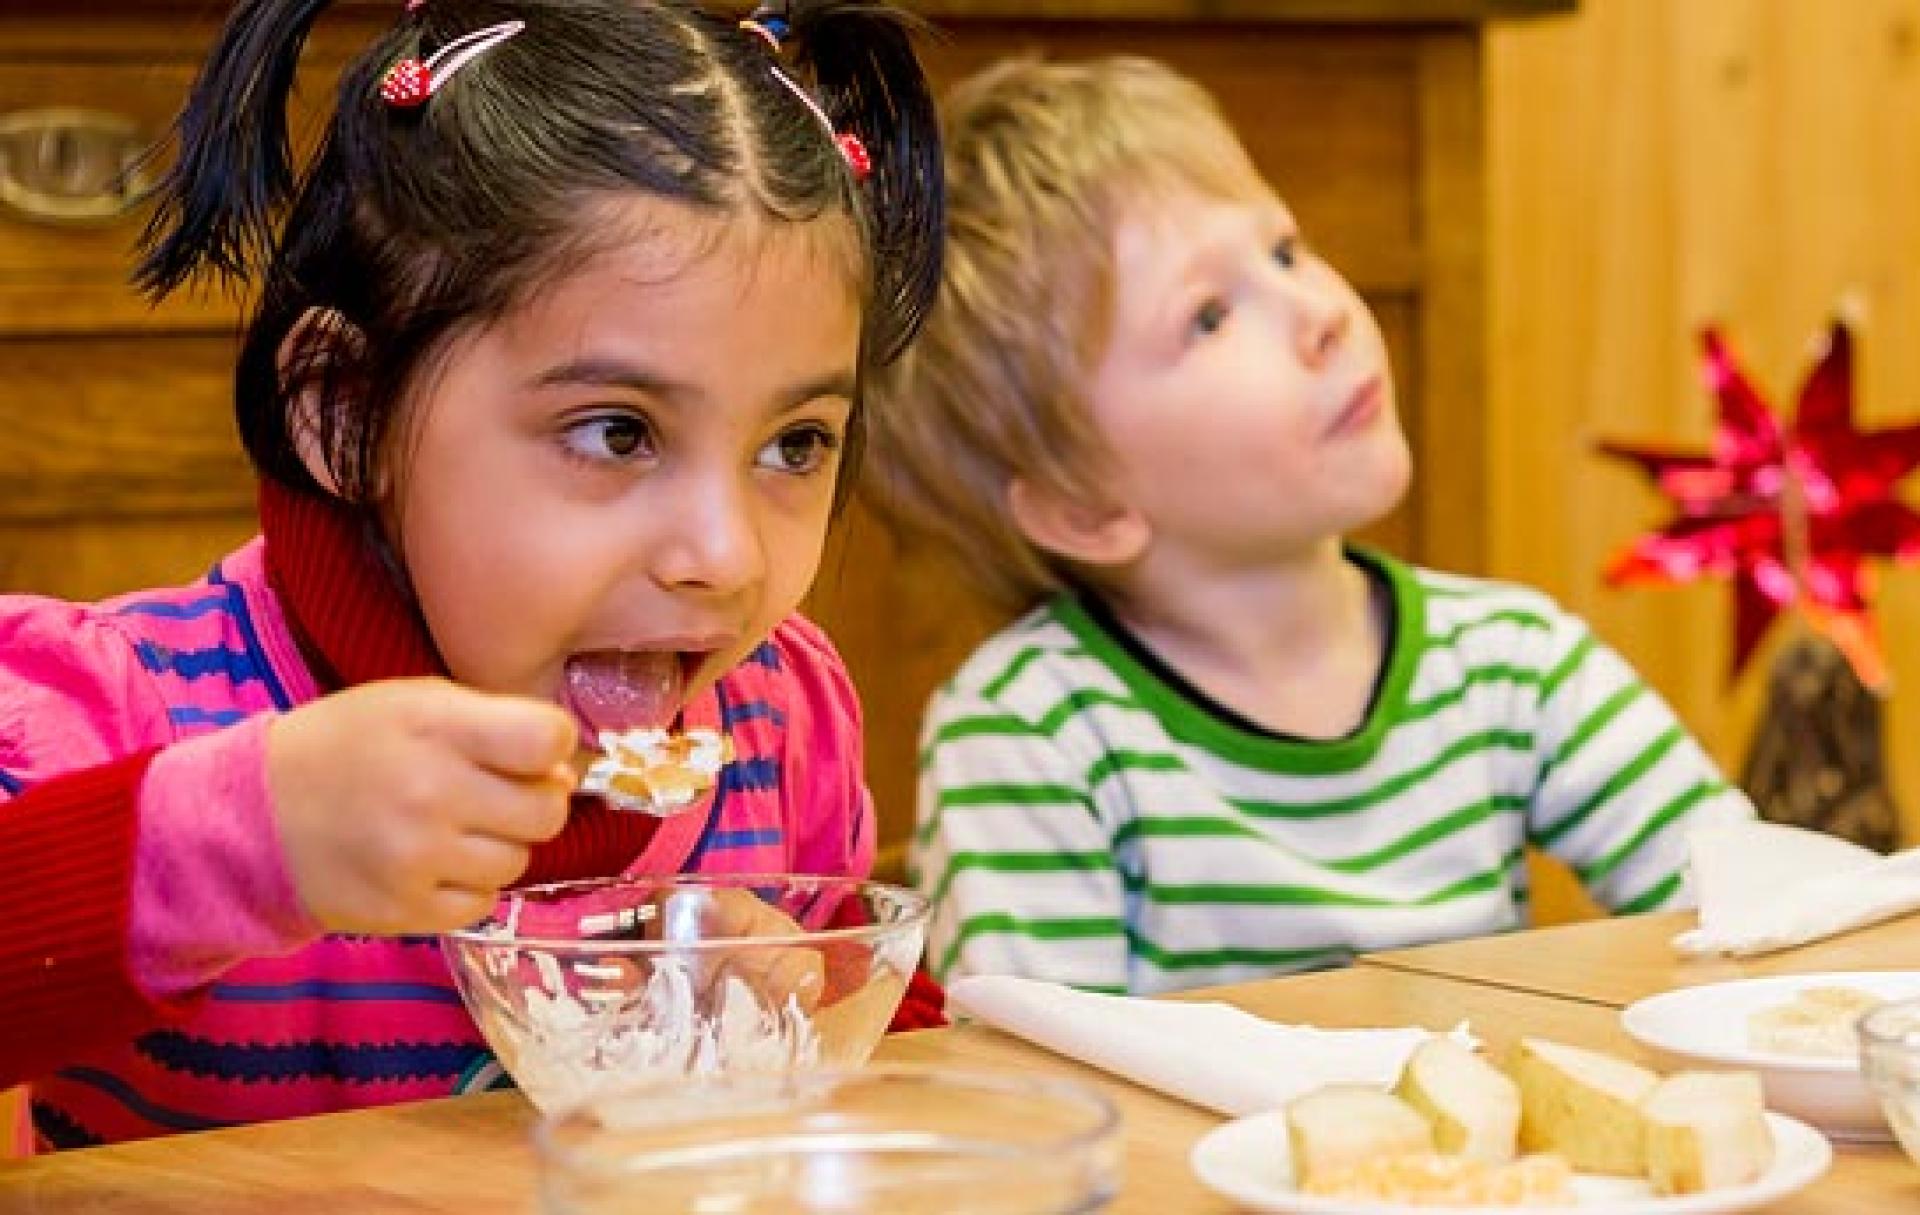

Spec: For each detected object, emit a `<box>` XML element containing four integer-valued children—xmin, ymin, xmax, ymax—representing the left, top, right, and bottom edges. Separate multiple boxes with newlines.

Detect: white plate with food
<box><xmin>1621</xmin><ymin>971</ymin><xmax>1920</xmax><ymax>1141</ymax></box>
<box><xmin>1190</xmin><ymin>1109</ymin><xmax>1831</xmax><ymax>1215</ymax></box>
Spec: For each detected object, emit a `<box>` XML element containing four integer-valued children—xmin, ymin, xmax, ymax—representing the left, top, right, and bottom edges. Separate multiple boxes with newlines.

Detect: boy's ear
<box><xmin>1007</xmin><ymin>476</ymin><xmax>1151</xmax><ymax>570</ymax></box>
<box><xmin>277</xmin><ymin>307</ymin><xmax>366</xmax><ymax>500</ymax></box>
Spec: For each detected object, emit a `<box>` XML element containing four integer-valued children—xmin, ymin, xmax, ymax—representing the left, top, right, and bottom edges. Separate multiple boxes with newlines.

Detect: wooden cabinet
<box><xmin>0</xmin><ymin>1</ymin><xmax>1569</xmax><ymax>869</ymax></box>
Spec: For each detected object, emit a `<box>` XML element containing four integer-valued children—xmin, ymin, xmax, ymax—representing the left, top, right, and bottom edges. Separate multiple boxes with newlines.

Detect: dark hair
<box><xmin>136</xmin><ymin>0</ymin><xmax>943</xmax><ymax>503</ymax></box>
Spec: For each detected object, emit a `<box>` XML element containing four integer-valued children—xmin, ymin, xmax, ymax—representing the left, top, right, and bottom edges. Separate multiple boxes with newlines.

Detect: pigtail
<box><xmin>133</xmin><ymin>0</ymin><xmax>340</xmax><ymax>299</ymax></box>
<box><xmin>784</xmin><ymin>1</ymin><xmax>944</xmax><ymax>365</ymax></box>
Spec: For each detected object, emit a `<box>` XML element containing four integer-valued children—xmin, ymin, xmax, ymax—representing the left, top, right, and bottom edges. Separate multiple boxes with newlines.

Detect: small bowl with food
<box><xmin>1621</xmin><ymin>970</ymin><xmax>1920</xmax><ymax>1140</ymax></box>
<box><xmin>442</xmin><ymin>874</ymin><xmax>929</xmax><ymax>1113</ymax></box>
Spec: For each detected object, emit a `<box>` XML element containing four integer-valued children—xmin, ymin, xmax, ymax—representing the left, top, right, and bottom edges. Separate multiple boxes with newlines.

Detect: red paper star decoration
<box><xmin>1600</xmin><ymin>320</ymin><xmax>1920</xmax><ymax>690</ymax></box>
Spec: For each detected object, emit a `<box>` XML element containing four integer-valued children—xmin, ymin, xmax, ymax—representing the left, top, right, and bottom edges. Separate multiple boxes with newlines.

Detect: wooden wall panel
<box><xmin>0</xmin><ymin>518</ymin><xmax>258</xmax><ymax>603</ymax></box>
<box><xmin>1486</xmin><ymin>0</ymin><xmax>1920</xmax><ymax>846</ymax></box>
<box><xmin>0</xmin><ymin>337</ymin><xmax>247</xmax><ymax>524</ymax></box>
<box><xmin>918</xmin><ymin>26</ymin><xmax>1424</xmax><ymax>296</ymax></box>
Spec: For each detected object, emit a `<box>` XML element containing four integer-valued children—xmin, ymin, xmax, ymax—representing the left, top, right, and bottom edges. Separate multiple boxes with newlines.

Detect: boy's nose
<box><xmin>1293</xmin><ymin>287</ymin><xmax>1351</xmax><ymax>368</ymax></box>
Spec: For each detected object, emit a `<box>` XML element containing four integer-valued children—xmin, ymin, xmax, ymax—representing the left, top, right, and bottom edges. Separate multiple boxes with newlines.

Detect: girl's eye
<box><xmin>1192</xmin><ymin>299</ymin><xmax>1229</xmax><ymax>337</ymax></box>
<box><xmin>757</xmin><ymin>423</ymin><xmax>842</xmax><ymax>475</ymax></box>
<box><xmin>1273</xmin><ymin>236</ymin><xmax>1300</xmax><ymax>269</ymax></box>
<box><xmin>564</xmin><ymin>414</ymin><xmax>655</xmax><ymax>462</ymax></box>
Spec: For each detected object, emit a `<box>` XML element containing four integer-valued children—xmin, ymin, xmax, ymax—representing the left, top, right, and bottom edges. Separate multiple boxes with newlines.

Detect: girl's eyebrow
<box><xmin>531</xmin><ymin>357</ymin><xmax>858</xmax><ymax>412</ymax></box>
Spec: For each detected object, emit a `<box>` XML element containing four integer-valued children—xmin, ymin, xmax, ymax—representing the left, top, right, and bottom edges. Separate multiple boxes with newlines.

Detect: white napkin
<box><xmin>948</xmin><ymin>973</ymin><xmax>1464</xmax><ymax>1118</ymax></box>
<box><xmin>1673</xmin><ymin>820</ymin><xmax>1920</xmax><ymax>957</ymax></box>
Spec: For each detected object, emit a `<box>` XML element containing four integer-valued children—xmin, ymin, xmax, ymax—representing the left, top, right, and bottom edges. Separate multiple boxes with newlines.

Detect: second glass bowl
<box><xmin>536</xmin><ymin>1065</ymin><xmax>1124</xmax><ymax>1214</ymax></box>
<box><xmin>1861</xmin><ymin>995</ymin><xmax>1920</xmax><ymax>1168</ymax></box>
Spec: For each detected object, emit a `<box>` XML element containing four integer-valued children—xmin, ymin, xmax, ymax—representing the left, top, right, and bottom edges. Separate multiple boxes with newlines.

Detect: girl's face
<box><xmin>386</xmin><ymin>200</ymin><xmax>861</xmax><ymax>742</ymax></box>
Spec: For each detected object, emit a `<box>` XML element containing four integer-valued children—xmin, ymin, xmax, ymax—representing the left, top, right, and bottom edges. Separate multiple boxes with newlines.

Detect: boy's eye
<box><xmin>1273</xmin><ymin>236</ymin><xmax>1300</xmax><ymax>269</ymax></box>
<box><xmin>757</xmin><ymin>423</ymin><xmax>842</xmax><ymax>475</ymax></box>
<box><xmin>1192</xmin><ymin>299</ymin><xmax>1229</xmax><ymax>337</ymax></box>
<box><xmin>565</xmin><ymin>414</ymin><xmax>655</xmax><ymax>462</ymax></box>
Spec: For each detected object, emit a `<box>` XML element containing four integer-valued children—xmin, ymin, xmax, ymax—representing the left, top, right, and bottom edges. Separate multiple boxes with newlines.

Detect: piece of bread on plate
<box><xmin>1513</xmin><ymin>1036</ymin><xmax>1657</xmax><ymax>1176</ymax></box>
<box><xmin>1395</xmin><ymin>1036</ymin><xmax>1521</xmax><ymax>1162</ymax></box>
<box><xmin>1641</xmin><ymin>1070</ymin><xmax>1774</xmax><ymax>1196</ymax></box>
<box><xmin>1747</xmin><ymin>985</ymin><xmax>1884</xmax><ymax>1058</ymax></box>
<box><xmin>1285</xmin><ymin>1084</ymin><xmax>1433</xmax><ymax>1188</ymax></box>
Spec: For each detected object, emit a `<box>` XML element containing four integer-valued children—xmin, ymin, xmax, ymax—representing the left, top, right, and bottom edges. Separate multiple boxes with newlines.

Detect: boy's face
<box><xmin>1082</xmin><ymin>184</ymin><xmax>1411</xmax><ymax>572</ymax></box>
<box><xmin>383</xmin><ymin>199</ymin><xmax>860</xmax><ymax>748</ymax></box>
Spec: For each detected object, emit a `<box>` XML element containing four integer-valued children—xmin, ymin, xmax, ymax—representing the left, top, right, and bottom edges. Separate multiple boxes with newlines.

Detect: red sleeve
<box><xmin>886</xmin><ymin>965</ymin><xmax>949</xmax><ymax>1032</ymax></box>
<box><xmin>0</xmin><ymin>751</ymin><xmax>186</xmax><ymax>1087</ymax></box>
<box><xmin>821</xmin><ymin>888</ymin><xmax>948</xmax><ymax>1031</ymax></box>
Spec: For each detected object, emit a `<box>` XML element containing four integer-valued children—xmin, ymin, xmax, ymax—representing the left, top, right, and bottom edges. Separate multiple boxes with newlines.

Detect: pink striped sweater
<box><xmin>0</xmin><ymin>483</ymin><xmax>879</xmax><ymax>1148</ymax></box>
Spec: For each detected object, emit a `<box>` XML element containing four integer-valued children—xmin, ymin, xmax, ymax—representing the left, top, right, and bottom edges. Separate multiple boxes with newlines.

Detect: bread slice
<box><xmin>1748</xmin><ymin>985</ymin><xmax>1884</xmax><ymax>1058</ymax></box>
<box><xmin>1301</xmin><ymin>1151</ymin><xmax>1575</xmax><ymax>1205</ymax></box>
<box><xmin>1641</xmin><ymin>1071</ymin><xmax>1774</xmax><ymax>1195</ymax></box>
<box><xmin>1512</xmin><ymin>1036</ymin><xmax>1657</xmax><ymax>1176</ymax></box>
<box><xmin>1395</xmin><ymin>1037</ymin><xmax>1521</xmax><ymax>1162</ymax></box>
<box><xmin>1285</xmin><ymin>1085</ymin><xmax>1434</xmax><ymax>1188</ymax></box>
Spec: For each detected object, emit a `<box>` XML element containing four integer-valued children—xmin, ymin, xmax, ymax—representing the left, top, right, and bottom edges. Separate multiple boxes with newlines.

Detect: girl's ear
<box><xmin>277</xmin><ymin>307</ymin><xmax>365</xmax><ymax>499</ymax></box>
<box><xmin>1007</xmin><ymin>476</ymin><xmax>1151</xmax><ymax>570</ymax></box>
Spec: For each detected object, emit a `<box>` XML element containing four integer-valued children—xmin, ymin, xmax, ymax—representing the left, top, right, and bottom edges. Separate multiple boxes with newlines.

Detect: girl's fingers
<box><xmin>430</xmin><ymin>687</ymin><xmax>578</xmax><ymax>779</ymax></box>
<box><xmin>766</xmin><ymin>948</ymin><xmax>826</xmax><ymax>1013</ymax></box>
<box><xmin>441</xmin><ymin>832</ymin><xmax>536</xmax><ymax>893</ymax></box>
<box><xmin>453</xmin><ymin>766</ymin><xmax>573</xmax><ymax>845</ymax></box>
<box><xmin>707</xmin><ymin>946</ymin><xmax>826</xmax><ymax>1014</ymax></box>
<box><xmin>424</xmin><ymin>884</ymin><xmax>501</xmax><ymax>933</ymax></box>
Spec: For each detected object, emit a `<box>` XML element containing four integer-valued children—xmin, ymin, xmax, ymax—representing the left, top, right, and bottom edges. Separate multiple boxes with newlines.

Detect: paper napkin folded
<box><xmin>948</xmin><ymin>973</ymin><xmax>1464</xmax><ymax>1118</ymax></box>
<box><xmin>1673</xmin><ymin>820</ymin><xmax>1920</xmax><ymax>957</ymax></box>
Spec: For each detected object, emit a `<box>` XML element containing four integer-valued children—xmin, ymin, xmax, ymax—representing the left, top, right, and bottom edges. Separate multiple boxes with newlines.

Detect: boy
<box><xmin>866</xmin><ymin>57</ymin><xmax>1751</xmax><ymax>996</ymax></box>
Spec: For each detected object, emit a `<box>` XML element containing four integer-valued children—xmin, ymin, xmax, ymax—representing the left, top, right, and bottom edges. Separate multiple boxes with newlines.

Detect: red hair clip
<box><xmin>836</xmin><ymin>133</ymin><xmax>871</xmax><ymax>182</ymax></box>
<box><xmin>381</xmin><ymin>58</ymin><xmax>432</xmax><ymax>108</ymax></box>
<box><xmin>381</xmin><ymin>19</ymin><xmax>525</xmax><ymax>111</ymax></box>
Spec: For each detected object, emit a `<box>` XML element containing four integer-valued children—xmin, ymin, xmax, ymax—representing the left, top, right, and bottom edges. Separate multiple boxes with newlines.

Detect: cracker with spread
<box><xmin>580</xmin><ymin>727</ymin><xmax>732</xmax><ymax>814</ymax></box>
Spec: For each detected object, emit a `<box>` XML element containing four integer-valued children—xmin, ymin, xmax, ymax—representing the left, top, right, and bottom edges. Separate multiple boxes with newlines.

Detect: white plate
<box><xmin>1190</xmin><ymin>1110</ymin><xmax>1831</xmax><ymax>1215</ymax></box>
<box><xmin>1621</xmin><ymin>971</ymin><xmax>1920</xmax><ymax>1141</ymax></box>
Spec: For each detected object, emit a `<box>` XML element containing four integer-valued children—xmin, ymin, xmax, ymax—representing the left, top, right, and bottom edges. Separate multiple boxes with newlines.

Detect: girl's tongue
<box><xmin>563</xmin><ymin>651</ymin><xmax>683</xmax><ymax>736</ymax></box>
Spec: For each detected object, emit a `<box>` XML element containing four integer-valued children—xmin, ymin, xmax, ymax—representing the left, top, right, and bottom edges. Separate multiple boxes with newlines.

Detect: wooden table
<box><xmin>1364</xmin><ymin>909</ymin><xmax>1920</xmax><ymax>1008</ymax></box>
<box><xmin>2</xmin><ymin>922</ymin><xmax>1915</xmax><ymax>1211</ymax></box>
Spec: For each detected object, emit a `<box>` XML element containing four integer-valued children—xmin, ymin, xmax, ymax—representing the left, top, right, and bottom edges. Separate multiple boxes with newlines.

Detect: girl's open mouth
<box><xmin>561</xmin><ymin>650</ymin><xmax>706</xmax><ymax>738</ymax></box>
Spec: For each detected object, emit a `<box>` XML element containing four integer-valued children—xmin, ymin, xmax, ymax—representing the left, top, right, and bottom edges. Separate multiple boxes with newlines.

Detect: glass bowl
<box><xmin>534</xmin><ymin>1065</ymin><xmax>1124</xmax><ymax>1214</ymax></box>
<box><xmin>442</xmin><ymin>874</ymin><xmax>928</xmax><ymax>1112</ymax></box>
<box><xmin>1860</xmin><ymin>995</ymin><xmax>1920</xmax><ymax>1168</ymax></box>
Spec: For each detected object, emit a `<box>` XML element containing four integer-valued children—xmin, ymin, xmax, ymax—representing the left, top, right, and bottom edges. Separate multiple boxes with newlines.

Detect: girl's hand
<box><xmin>675</xmin><ymin>887</ymin><xmax>827</xmax><ymax>1014</ymax></box>
<box><xmin>267</xmin><ymin>678</ymin><xmax>577</xmax><ymax>935</ymax></box>
<box><xmin>582</xmin><ymin>887</ymin><xmax>827</xmax><ymax>1014</ymax></box>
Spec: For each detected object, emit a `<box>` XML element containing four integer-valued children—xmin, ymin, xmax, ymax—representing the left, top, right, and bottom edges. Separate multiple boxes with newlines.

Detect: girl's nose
<box><xmin>649</xmin><ymin>477</ymin><xmax>763</xmax><ymax>596</ymax></box>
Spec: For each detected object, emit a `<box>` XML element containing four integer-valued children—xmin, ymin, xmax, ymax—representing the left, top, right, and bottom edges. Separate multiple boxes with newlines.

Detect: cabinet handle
<box><xmin>0</xmin><ymin>107</ymin><xmax>158</xmax><ymax>225</ymax></box>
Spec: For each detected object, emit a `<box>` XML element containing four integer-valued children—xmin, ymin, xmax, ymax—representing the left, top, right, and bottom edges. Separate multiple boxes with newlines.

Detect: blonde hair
<box><xmin>865</xmin><ymin>56</ymin><xmax>1266</xmax><ymax>611</ymax></box>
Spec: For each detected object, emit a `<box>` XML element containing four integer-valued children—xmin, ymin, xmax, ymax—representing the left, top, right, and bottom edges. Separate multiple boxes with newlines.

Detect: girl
<box><xmin>0</xmin><ymin>0</ymin><xmax>942</xmax><ymax>1148</ymax></box>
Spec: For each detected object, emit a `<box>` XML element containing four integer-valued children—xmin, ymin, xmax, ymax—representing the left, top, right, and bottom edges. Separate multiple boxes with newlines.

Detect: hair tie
<box><xmin>381</xmin><ymin>19</ymin><xmax>525</xmax><ymax>110</ymax></box>
<box><xmin>736</xmin><ymin>18</ymin><xmax>871</xmax><ymax>182</ymax></box>
<box><xmin>740</xmin><ymin>17</ymin><xmax>786</xmax><ymax>53</ymax></box>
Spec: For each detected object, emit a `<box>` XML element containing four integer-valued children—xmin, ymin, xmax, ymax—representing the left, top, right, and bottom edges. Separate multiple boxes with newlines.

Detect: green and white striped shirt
<box><xmin>909</xmin><ymin>552</ymin><xmax>1752</xmax><ymax>995</ymax></box>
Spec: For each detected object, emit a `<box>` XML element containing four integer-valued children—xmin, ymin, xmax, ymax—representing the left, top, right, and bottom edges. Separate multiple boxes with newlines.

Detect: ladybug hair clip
<box><xmin>381</xmin><ymin>19</ymin><xmax>525</xmax><ymax>110</ymax></box>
